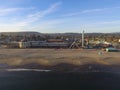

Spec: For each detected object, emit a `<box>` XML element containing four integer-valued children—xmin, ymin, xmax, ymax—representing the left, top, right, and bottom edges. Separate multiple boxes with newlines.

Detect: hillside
<box><xmin>0</xmin><ymin>32</ymin><xmax>42</xmax><ymax>36</ymax></box>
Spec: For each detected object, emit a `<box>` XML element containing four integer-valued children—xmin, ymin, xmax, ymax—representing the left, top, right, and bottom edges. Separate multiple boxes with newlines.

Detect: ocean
<box><xmin>0</xmin><ymin>70</ymin><xmax>120</xmax><ymax>90</ymax></box>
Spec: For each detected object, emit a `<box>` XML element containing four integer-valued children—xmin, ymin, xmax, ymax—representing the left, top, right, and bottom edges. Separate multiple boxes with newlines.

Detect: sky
<box><xmin>0</xmin><ymin>0</ymin><xmax>120</xmax><ymax>33</ymax></box>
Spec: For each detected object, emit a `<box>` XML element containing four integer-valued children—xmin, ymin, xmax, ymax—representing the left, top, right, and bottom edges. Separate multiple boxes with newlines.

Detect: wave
<box><xmin>5</xmin><ymin>68</ymin><xmax>51</xmax><ymax>72</ymax></box>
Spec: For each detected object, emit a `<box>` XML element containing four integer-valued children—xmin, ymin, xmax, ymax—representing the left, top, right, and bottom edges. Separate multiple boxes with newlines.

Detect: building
<box><xmin>119</xmin><ymin>39</ymin><xmax>120</xmax><ymax>43</ymax></box>
<box><xmin>7</xmin><ymin>41</ymin><xmax>19</xmax><ymax>48</ymax></box>
<box><xmin>19</xmin><ymin>40</ymin><xmax>69</xmax><ymax>48</ymax></box>
<box><xmin>19</xmin><ymin>42</ymin><xmax>31</xmax><ymax>48</ymax></box>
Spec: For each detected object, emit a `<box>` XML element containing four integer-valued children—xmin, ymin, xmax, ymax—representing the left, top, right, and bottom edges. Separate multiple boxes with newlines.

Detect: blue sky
<box><xmin>0</xmin><ymin>0</ymin><xmax>120</xmax><ymax>33</ymax></box>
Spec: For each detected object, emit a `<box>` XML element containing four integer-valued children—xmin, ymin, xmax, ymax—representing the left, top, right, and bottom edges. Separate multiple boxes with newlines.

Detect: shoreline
<box><xmin>1</xmin><ymin>63</ymin><xmax>120</xmax><ymax>73</ymax></box>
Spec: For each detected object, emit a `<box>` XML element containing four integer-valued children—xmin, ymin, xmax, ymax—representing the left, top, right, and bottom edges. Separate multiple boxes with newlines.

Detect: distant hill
<box><xmin>0</xmin><ymin>31</ymin><xmax>120</xmax><ymax>38</ymax></box>
<box><xmin>0</xmin><ymin>32</ymin><xmax>43</xmax><ymax>36</ymax></box>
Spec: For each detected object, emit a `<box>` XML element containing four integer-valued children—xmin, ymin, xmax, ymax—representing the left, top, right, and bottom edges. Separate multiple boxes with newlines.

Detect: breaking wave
<box><xmin>5</xmin><ymin>69</ymin><xmax>51</xmax><ymax>72</ymax></box>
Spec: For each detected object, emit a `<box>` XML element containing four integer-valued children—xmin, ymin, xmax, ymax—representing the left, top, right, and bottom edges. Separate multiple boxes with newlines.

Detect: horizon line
<box><xmin>0</xmin><ymin>31</ymin><xmax>119</xmax><ymax>34</ymax></box>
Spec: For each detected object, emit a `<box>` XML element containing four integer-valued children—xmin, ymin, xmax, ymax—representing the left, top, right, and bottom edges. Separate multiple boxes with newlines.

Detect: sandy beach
<box><xmin>0</xmin><ymin>48</ymin><xmax>119</xmax><ymax>69</ymax></box>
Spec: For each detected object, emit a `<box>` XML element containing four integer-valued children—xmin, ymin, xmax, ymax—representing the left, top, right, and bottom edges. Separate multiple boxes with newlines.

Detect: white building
<box><xmin>119</xmin><ymin>39</ymin><xmax>120</xmax><ymax>43</ymax></box>
<box><xmin>19</xmin><ymin>41</ymin><xmax>69</xmax><ymax>48</ymax></box>
<box><xmin>19</xmin><ymin>42</ymin><xmax>31</xmax><ymax>48</ymax></box>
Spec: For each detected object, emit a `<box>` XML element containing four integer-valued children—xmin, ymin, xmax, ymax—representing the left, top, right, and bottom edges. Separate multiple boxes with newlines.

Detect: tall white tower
<box><xmin>82</xmin><ymin>30</ymin><xmax>84</xmax><ymax>48</ymax></box>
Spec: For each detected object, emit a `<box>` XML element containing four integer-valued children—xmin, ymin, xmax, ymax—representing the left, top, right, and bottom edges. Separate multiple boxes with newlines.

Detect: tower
<box><xmin>82</xmin><ymin>30</ymin><xmax>84</xmax><ymax>48</ymax></box>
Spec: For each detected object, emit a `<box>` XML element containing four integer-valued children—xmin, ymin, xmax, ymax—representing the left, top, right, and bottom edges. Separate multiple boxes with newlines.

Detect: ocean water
<box><xmin>0</xmin><ymin>71</ymin><xmax>120</xmax><ymax>90</ymax></box>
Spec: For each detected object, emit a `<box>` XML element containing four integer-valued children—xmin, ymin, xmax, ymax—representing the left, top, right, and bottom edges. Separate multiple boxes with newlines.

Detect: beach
<box><xmin>0</xmin><ymin>48</ymin><xmax>119</xmax><ymax>66</ymax></box>
<box><xmin>0</xmin><ymin>49</ymin><xmax>119</xmax><ymax>90</ymax></box>
<box><xmin>0</xmin><ymin>48</ymin><xmax>119</xmax><ymax>72</ymax></box>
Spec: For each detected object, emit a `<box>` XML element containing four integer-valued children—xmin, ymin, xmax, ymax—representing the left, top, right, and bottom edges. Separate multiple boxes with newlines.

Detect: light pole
<box><xmin>82</xmin><ymin>30</ymin><xmax>84</xmax><ymax>48</ymax></box>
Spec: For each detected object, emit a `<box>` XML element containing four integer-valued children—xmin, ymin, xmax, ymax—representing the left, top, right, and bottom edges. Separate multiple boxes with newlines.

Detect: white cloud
<box><xmin>0</xmin><ymin>7</ymin><xmax>34</xmax><ymax>16</ymax></box>
<box><xmin>88</xmin><ymin>20</ymin><xmax>120</xmax><ymax>27</ymax></box>
<box><xmin>81</xmin><ymin>9</ymin><xmax>104</xmax><ymax>13</ymax></box>
<box><xmin>27</xmin><ymin>2</ymin><xmax>62</xmax><ymax>22</ymax></box>
<box><xmin>63</xmin><ymin>7</ymin><xmax>120</xmax><ymax>17</ymax></box>
<box><xmin>15</xmin><ymin>2</ymin><xmax>62</xmax><ymax>27</ymax></box>
<box><xmin>29</xmin><ymin>19</ymin><xmax>64</xmax><ymax>30</ymax></box>
<box><xmin>0</xmin><ymin>2</ymin><xmax>62</xmax><ymax>32</ymax></box>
